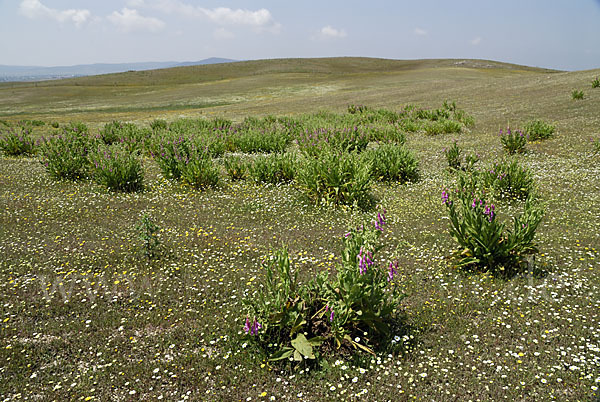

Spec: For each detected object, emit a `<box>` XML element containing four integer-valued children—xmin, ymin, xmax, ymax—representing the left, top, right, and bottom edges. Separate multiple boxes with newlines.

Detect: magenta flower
<box><xmin>388</xmin><ymin>260</ymin><xmax>398</xmax><ymax>281</ymax></box>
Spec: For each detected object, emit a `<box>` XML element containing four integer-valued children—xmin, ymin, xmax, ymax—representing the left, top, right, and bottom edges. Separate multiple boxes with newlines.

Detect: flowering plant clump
<box><xmin>242</xmin><ymin>210</ymin><xmax>404</xmax><ymax>363</ymax></box>
<box><xmin>39</xmin><ymin>124</ymin><xmax>93</xmax><ymax>181</ymax></box>
<box><xmin>480</xmin><ymin>158</ymin><xmax>535</xmax><ymax>199</ymax></box>
<box><xmin>89</xmin><ymin>144</ymin><xmax>144</xmax><ymax>192</ymax></box>
<box><xmin>523</xmin><ymin>119</ymin><xmax>555</xmax><ymax>141</ymax></box>
<box><xmin>500</xmin><ymin>127</ymin><xmax>527</xmax><ymax>154</ymax></box>
<box><xmin>443</xmin><ymin>188</ymin><xmax>544</xmax><ymax>276</ymax></box>
<box><xmin>0</xmin><ymin>125</ymin><xmax>36</xmax><ymax>156</ymax></box>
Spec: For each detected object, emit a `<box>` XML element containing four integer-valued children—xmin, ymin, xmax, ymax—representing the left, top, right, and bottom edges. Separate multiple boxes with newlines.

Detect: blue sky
<box><xmin>1</xmin><ymin>0</ymin><xmax>599</xmax><ymax>70</ymax></box>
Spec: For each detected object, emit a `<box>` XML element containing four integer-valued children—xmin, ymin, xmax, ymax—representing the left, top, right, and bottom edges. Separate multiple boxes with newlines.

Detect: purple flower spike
<box><xmin>329</xmin><ymin>309</ymin><xmax>334</xmax><ymax>322</ymax></box>
<box><xmin>243</xmin><ymin>317</ymin><xmax>251</xmax><ymax>334</ymax></box>
<box><xmin>441</xmin><ymin>190</ymin><xmax>449</xmax><ymax>205</ymax></box>
<box><xmin>388</xmin><ymin>260</ymin><xmax>398</xmax><ymax>282</ymax></box>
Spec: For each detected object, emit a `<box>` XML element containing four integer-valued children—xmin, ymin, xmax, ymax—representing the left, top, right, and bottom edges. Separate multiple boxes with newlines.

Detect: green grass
<box><xmin>1</xmin><ymin>58</ymin><xmax>600</xmax><ymax>401</ymax></box>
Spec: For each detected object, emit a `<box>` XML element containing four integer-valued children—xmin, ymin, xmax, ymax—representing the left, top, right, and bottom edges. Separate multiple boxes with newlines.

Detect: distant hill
<box><xmin>0</xmin><ymin>58</ymin><xmax>236</xmax><ymax>82</ymax></box>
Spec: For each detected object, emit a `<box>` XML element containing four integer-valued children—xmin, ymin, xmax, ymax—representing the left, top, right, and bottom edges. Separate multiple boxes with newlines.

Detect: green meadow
<box><xmin>1</xmin><ymin>58</ymin><xmax>599</xmax><ymax>401</ymax></box>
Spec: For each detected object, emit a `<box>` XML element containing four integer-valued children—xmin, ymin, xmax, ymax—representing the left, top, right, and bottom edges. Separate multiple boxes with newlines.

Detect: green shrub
<box><xmin>296</xmin><ymin>151</ymin><xmax>372</xmax><ymax>206</ymax></box>
<box><xmin>89</xmin><ymin>145</ymin><xmax>144</xmax><ymax>192</ymax></box>
<box><xmin>0</xmin><ymin>126</ymin><xmax>36</xmax><ymax>156</ymax></box>
<box><xmin>39</xmin><ymin>127</ymin><xmax>92</xmax><ymax>181</ymax></box>
<box><xmin>180</xmin><ymin>156</ymin><xmax>220</xmax><ymax>189</ymax></box>
<box><xmin>480</xmin><ymin>159</ymin><xmax>535</xmax><ymax>199</ymax></box>
<box><xmin>366</xmin><ymin>144</ymin><xmax>419</xmax><ymax>183</ymax></box>
<box><xmin>572</xmin><ymin>89</ymin><xmax>584</xmax><ymax>100</ymax></box>
<box><xmin>366</xmin><ymin>126</ymin><xmax>406</xmax><ymax>145</ymax></box>
<box><xmin>242</xmin><ymin>211</ymin><xmax>404</xmax><ymax>362</ymax></box>
<box><xmin>524</xmin><ymin>119</ymin><xmax>555</xmax><ymax>141</ymax></box>
<box><xmin>424</xmin><ymin>119</ymin><xmax>462</xmax><ymax>135</ymax></box>
<box><xmin>591</xmin><ymin>77</ymin><xmax>600</xmax><ymax>89</ymax></box>
<box><xmin>150</xmin><ymin>119</ymin><xmax>168</xmax><ymax>131</ymax></box>
<box><xmin>223</xmin><ymin>155</ymin><xmax>247</xmax><ymax>181</ymax></box>
<box><xmin>500</xmin><ymin>127</ymin><xmax>527</xmax><ymax>155</ymax></box>
<box><xmin>248</xmin><ymin>153</ymin><xmax>296</xmax><ymax>184</ymax></box>
<box><xmin>444</xmin><ymin>141</ymin><xmax>462</xmax><ymax>170</ymax></box>
<box><xmin>51</xmin><ymin>122</ymin><xmax>60</xmax><ymax>129</ymax></box>
<box><xmin>297</xmin><ymin>127</ymin><xmax>369</xmax><ymax>156</ymax></box>
<box><xmin>230</xmin><ymin>128</ymin><xmax>290</xmax><ymax>154</ymax></box>
<box><xmin>443</xmin><ymin>189</ymin><xmax>544</xmax><ymax>276</ymax></box>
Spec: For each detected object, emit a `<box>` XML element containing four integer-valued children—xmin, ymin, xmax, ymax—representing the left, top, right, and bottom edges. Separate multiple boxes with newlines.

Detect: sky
<box><xmin>0</xmin><ymin>0</ymin><xmax>599</xmax><ymax>71</ymax></box>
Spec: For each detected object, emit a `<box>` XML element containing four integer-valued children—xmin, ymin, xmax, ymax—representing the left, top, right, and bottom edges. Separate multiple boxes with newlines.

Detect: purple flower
<box><xmin>441</xmin><ymin>190</ymin><xmax>449</xmax><ymax>205</ymax></box>
<box><xmin>243</xmin><ymin>317</ymin><xmax>251</xmax><ymax>334</ymax></box>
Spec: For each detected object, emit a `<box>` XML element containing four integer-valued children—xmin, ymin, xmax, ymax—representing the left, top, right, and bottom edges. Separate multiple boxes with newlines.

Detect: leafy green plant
<box><xmin>500</xmin><ymin>127</ymin><xmax>527</xmax><ymax>155</ymax></box>
<box><xmin>480</xmin><ymin>159</ymin><xmax>534</xmax><ymax>199</ymax></box>
<box><xmin>524</xmin><ymin>119</ymin><xmax>555</xmax><ymax>141</ymax></box>
<box><xmin>571</xmin><ymin>89</ymin><xmax>584</xmax><ymax>100</ymax></box>
<box><xmin>0</xmin><ymin>126</ymin><xmax>36</xmax><ymax>156</ymax></box>
<box><xmin>443</xmin><ymin>189</ymin><xmax>544</xmax><ymax>276</ymax></box>
<box><xmin>243</xmin><ymin>211</ymin><xmax>404</xmax><ymax>363</ymax></box>
<box><xmin>180</xmin><ymin>156</ymin><xmax>221</xmax><ymax>189</ymax></box>
<box><xmin>296</xmin><ymin>151</ymin><xmax>372</xmax><ymax>206</ymax></box>
<box><xmin>591</xmin><ymin>137</ymin><xmax>600</xmax><ymax>155</ymax></box>
<box><xmin>591</xmin><ymin>77</ymin><xmax>600</xmax><ymax>89</ymax></box>
<box><xmin>444</xmin><ymin>141</ymin><xmax>462</xmax><ymax>170</ymax></box>
<box><xmin>223</xmin><ymin>155</ymin><xmax>247</xmax><ymax>181</ymax></box>
<box><xmin>136</xmin><ymin>213</ymin><xmax>161</xmax><ymax>259</ymax></box>
<box><xmin>89</xmin><ymin>145</ymin><xmax>144</xmax><ymax>192</ymax></box>
<box><xmin>150</xmin><ymin>119</ymin><xmax>168</xmax><ymax>131</ymax></box>
<box><xmin>39</xmin><ymin>127</ymin><xmax>92</xmax><ymax>181</ymax></box>
<box><xmin>229</xmin><ymin>128</ymin><xmax>290</xmax><ymax>154</ymax></box>
<box><xmin>424</xmin><ymin>119</ymin><xmax>462</xmax><ymax>135</ymax></box>
<box><xmin>248</xmin><ymin>153</ymin><xmax>296</xmax><ymax>184</ymax></box>
<box><xmin>365</xmin><ymin>144</ymin><xmax>420</xmax><ymax>183</ymax></box>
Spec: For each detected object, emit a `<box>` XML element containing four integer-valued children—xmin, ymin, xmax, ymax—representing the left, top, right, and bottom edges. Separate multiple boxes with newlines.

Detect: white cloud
<box><xmin>319</xmin><ymin>25</ymin><xmax>347</xmax><ymax>39</ymax></box>
<box><xmin>150</xmin><ymin>0</ymin><xmax>280</xmax><ymax>31</ymax></box>
<box><xmin>108</xmin><ymin>8</ymin><xmax>165</xmax><ymax>33</ymax></box>
<box><xmin>19</xmin><ymin>0</ymin><xmax>91</xmax><ymax>27</ymax></box>
<box><xmin>213</xmin><ymin>27</ymin><xmax>235</xmax><ymax>40</ymax></box>
<box><xmin>470</xmin><ymin>36</ymin><xmax>482</xmax><ymax>45</ymax></box>
<box><xmin>126</xmin><ymin>0</ymin><xmax>146</xmax><ymax>7</ymax></box>
<box><xmin>414</xmin><ymin>27</ymin><xmax>427</xmax><ymax>36</ymax></box>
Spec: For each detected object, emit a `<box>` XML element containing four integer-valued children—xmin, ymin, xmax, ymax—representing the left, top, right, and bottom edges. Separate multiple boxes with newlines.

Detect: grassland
<box><xmin>1</xmin><ymin>58</ymin><xmax>599</xmax><ymax>401</ymax></box>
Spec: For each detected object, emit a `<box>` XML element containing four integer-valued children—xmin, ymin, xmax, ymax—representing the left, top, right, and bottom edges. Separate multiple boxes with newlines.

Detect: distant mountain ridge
<box><xmin>0</xmin><ymin>58</ymin><xmax>236</xmax><ymax>82</ymax></box>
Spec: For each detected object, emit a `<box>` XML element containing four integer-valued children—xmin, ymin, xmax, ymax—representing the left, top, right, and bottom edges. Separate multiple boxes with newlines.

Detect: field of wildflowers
<box><xmin>1</xmin><ymin>95</ymin><xmax>599</xmax><ymax>402</ymax></box>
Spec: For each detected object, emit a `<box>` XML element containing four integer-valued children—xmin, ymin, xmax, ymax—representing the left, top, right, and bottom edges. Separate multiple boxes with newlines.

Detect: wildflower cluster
<box><xmin>500</xmin><ymin>127</ymin><xmax>527</xmax><ymax>154</ymax></box>
<box><xmin>443</xmin><ymin>187</ymin><xmax>544</xmax><ymax>276</ymax></box>
<box><xmin>0</xmin><ymin>125</ymin><xmax>36</xmax><ymax>156</ymax></box>
<box><xmin>243</xmin><ymin>210</ymin><xmax>404</xmax><ymax>361</ymax></box>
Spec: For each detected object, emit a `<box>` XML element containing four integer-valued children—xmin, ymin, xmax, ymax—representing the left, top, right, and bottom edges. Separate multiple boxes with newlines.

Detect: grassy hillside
<box><xmin>0</xmin><ymin>57</ymin><xmax>564</xmax><ymax>124</ymax></box>
<box><xmin>1</xmin><ymin>58</ymin><xmax>600</xmax><ymax>401</ymax></box>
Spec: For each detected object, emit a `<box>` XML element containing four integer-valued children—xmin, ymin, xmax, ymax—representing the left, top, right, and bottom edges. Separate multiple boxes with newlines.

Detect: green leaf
<box><xmin>291</xmin><ymin>333</ymin><xmax>315</xmax><ymax>359</ymax></box>
<box><xmin>269</xmin><ymin>347</ymin><xmax>294</xmax><ymax>361</ymax></box>
<box><xmin>293</xmin><ymin>350</ymin><xmax>303</xmax><ymax>361</ymax></box>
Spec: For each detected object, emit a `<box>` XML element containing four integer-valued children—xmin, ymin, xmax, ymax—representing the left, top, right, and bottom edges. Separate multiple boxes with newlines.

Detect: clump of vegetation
<box><xmin>0</xmin><ymin>126</ymin><xmax>36</xmax><ymax>156</ymax></box>
<box><xmin>500</xmin><ymin>127</ymin><xmax>527</xmax><ymax>154</ymax></box>
<box><xmin>296</xmin><ymin>150</ymin><xmax>372</xmax><ymax>207</ymax></box>
<box><xmin>180</xmin><ymin>156</ymin><xmax>221</xmax><ymax>189</ymax></box>
<box><xmin>89</xmin><ymin>145</ymin><xmax>144</xmax><ymax>192</ymax></box>
<box><xmin>592</xmin><ymin>137</ymin><xmax>600</xmax><ymax>154</ymax></box>
<box><xmin>39</xmin><ymin>124</ymin><xmax>92</xmax><ymax>181</ymax></box>
<box><xmin>136</xmin><ymin>212</ymin><xmax>161</xmax><ymax>259</ymax></box>
<box><xmin>592</xmin><ymin>77</ymin><xmax>600</xmax><ymax>88</ymax></box>
<box><xmin>442</xmin><ymin>188</ymin><xmax>544</xmax><ymax>276</ymax></box>
<box><xmin>248</xmin><ymin>153</ymin><xmax>296</xmax><ymax>184</ymax></box>
<box><xmin>524</xmin><ymin>119</ymin><xmax>555</xmax><ymax>141</ymax></box>
<box><xmin>571</xmin><ymin>89</ymin><xmax>584</xmax><ymax>100</ymax></box>
<box><xmin>223</xmin><ymin>155</ymin><xmax>247</xmax><ymax>181</ymax></box>
<box><xmin>243</xmin><ymin>211</ymin><xmax>404</xmax><ymax>363</ymax></box>
<box><xmin>480</xmin><ymin>159</ymin><xmax>535</xmax><ymax>199</ymax></box>
<box><xmin>365</xmin><ymin>143</ymin><xmax>420</xmax><ymax>183</ymax></box>
<box><xmin>150</xmin><ymin>119</ymin><xmax>168</xmax><ymax>131</ymax></box>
